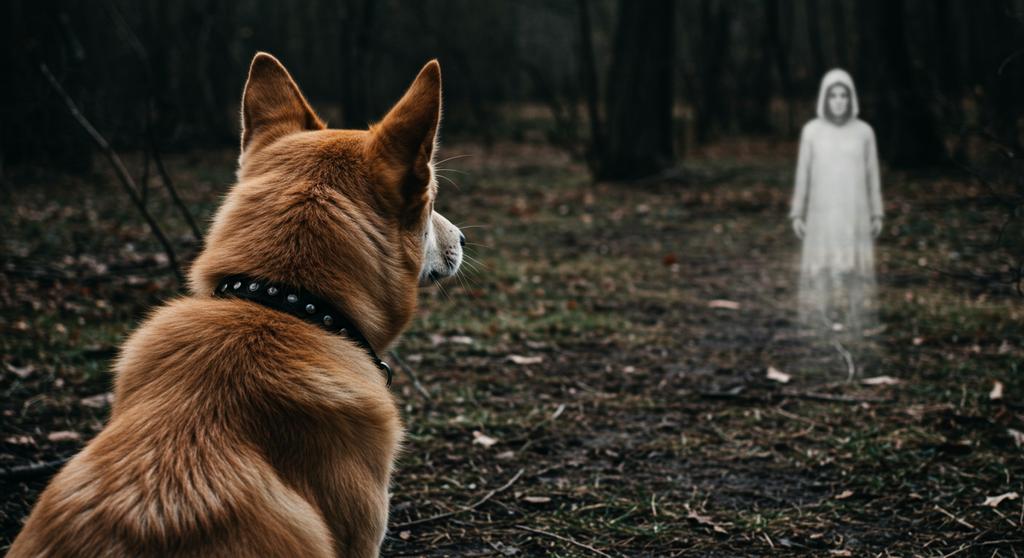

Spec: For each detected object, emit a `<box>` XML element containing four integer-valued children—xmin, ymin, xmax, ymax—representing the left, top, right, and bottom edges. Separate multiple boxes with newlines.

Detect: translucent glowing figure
<box><xmin>790</xmin><ymin>69</ymin><xmax>883</xmax><ymax>334</ymax></box>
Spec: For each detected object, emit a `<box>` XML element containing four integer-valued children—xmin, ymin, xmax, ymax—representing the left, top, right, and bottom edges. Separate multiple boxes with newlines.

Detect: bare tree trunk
<box><xmin>765</xmin><ymin>0</ymin><xmax>794</xmax><ymax>136</ymax></box>
<box><xmin>600</xmin><ymin>0</ymin><xmax>674</xmax><ymax>180</ymax></box>
<box><xmin>832</xmin><ymin>1</ymin><xmax>849</xmax><ymax>66</ymax></box>
<box><xmin>862</xmin><ymin>0</ymin><xmax>948</xmax><ymax>167</ymax></box>
<box><xmin>695</xmin><ymin>0</ymin><xmax>730</xmax><ymax>143</ymax></box>
<box><xmin>980</xmin><ymin>1</ymin><xmax>1023</xmax><ymax>153</ymax></box>
<box><xmin>338</xmin><ymin>0</ymin><xmax>376</xmax><ymax>128</ymax></box>
<box><xmin>576</xmin><ymin>0</ymin><xmax>605</xmax><ymax>170</ymax></box>
<box><xmin>805</xmin><ymin>0</ymin><xmax>826</xmax><ymax>77</ymax></box>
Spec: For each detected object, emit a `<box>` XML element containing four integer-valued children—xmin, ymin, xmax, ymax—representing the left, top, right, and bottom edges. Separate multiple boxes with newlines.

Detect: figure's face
<box><xmin>827</xmin><ymin>84</ymin><xmax>850</xmax><ymax>122</ymax></box>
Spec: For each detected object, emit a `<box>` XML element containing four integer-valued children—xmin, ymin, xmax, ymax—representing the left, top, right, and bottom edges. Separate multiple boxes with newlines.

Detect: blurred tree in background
<box><xmin>1</xmin><ymin>0</ymin><xmax>1022</xmax><ymax>177</ymax></box>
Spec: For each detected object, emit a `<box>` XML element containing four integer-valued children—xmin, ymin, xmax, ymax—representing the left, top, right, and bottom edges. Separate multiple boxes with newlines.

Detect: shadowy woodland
<box><xmin>3</xmin><ymin>0</ymin><xmax>1024</xmax><ymax>555</ymax></box>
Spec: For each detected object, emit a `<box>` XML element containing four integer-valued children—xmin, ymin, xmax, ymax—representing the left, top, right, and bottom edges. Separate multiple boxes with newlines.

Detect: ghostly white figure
<box><xmin>790</xmin><ymin>69</ymin><xmax>883</xmax><ymax>333</ymax></box>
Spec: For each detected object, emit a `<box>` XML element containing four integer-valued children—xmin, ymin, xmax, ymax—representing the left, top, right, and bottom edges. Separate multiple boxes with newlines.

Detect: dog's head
<box><xmin>189</xmin><ymin>53</ymin><xmax>462</xmax><ymax>350</ymax></box>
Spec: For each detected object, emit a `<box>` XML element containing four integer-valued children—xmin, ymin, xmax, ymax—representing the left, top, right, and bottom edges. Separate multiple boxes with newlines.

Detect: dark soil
<box><xmin>2</xmin><ymin>141</ymin><xmax>1022</xmax><ymax>556</ymax></box>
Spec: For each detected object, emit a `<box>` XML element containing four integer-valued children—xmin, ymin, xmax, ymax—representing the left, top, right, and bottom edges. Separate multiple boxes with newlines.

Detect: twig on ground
<box><xmin>40</xmin><ymin>63</ymin><xmax>184</xmax><ymax>285</ymax></box>
<box><xmin>515</xmin><ymin>525</ymin><xmax>614</xmax><ymax>558</ymax></box>
<box><xmin>781</xmin><ymin>391</ymin><xmax>891</xmax><ymax>404</ymax></box>
<box><xmin>388</xmin><ymin>350</ymin><xmax>431</xmax><ymax>401</ymax></box>
<box><xmin>392</xmin><ymin>468</ymin><xmax>524</xmax><ymax>529</ymax></box>
<box><xmin>934</xmin><ymin>504</ymin><xmax>977</xmax><ymax>530</ymax></box>
<box><xmin>699</xmin><ymin>389</ymin><xmax>890</xmax><ymax>405</ymax></box>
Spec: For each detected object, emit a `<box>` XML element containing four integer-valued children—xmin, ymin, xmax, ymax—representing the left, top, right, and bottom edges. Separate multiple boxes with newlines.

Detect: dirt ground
<box><xmin>2</xmin><ymin>140</ymin><xmax>1022</xmax><ymax>556</ymax></box>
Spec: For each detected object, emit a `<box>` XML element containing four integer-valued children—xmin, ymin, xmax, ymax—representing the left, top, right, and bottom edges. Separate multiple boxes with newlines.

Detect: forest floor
<box><xmin>2</xmin><ymin>140</ymin><xmax>1023</xmax><ymax>556</ymax></box>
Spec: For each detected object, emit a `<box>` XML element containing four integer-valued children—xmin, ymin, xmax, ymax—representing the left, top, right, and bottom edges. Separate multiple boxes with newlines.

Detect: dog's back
<box><xmin>11</xmin><ymin>53</ymin><xmax>462</xmax><ymax>557</ymax></box>
<box><xmin>10</xmin><ymin>298</ymin><xmax>399</xmax><ymax>557</ymax></box>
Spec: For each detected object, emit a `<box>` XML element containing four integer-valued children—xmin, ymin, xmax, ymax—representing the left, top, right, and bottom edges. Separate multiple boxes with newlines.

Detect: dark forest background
<box><xmin>3</xmin><ymin>0</ymin><xmax>1023</xmax><ymax>180</ymax></box>
<box><xmin>4</xmin><ymin>3</ymin><xmax>1024</xmax><ymax>553</ymax></box>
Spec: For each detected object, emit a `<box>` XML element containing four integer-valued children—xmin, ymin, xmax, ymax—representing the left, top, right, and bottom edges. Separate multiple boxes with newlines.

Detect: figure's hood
<box><xmin>816</xmin><ymin>68</ymin><xmax>859</xmax><ymax>119</ymax></box>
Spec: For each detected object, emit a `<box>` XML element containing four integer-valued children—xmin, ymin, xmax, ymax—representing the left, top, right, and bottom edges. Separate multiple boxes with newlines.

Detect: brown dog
<box><xmin>9</xmin><ymin>53</ymin><xmax>462</xmax><ymax>557</ymax></box>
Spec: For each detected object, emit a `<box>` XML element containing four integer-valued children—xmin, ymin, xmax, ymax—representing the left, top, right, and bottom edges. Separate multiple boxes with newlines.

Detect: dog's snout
<box><xmin>459</xmin><ymin>232</ymin><xmax>466</xmax><ymax>248</ymax></box>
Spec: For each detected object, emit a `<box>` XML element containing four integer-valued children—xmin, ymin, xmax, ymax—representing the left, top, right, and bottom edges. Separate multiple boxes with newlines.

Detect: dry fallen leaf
<box><xmin>398</xmin><ymin>530</ymin><xmax>411</xmax><ymax>540</ymax></box>
<box><xmin>5</xmin><ymin>435</ymin><xmax>35</xmax><ymax>446</ymax></box>
<box><xmin>508</xmin><ymin>355</ymin><xmax>544</xmax><ymax>365</ymax></box>
<box><xmin>449</xmin><ymin>335</ymin><xmax>474</xmax><ymax>345</ymax></box>
<box><xmin>1008</xmin><ymin>428</ymin><xmax>1024</xmax><ymax>448</ymax></box>
<box><xmin>685</xmin><ymin>506</ymin><xmax>728</xmax><ymax>534</ymax></box>
<box><xmin>835</xmin><ymin>490</ymin><xmax>854</xmax><ymax>500</ymax></box>
<box><xmin>766</xmin><ymin>366</ymin><xmax>791</xmax><ymax>384</ymax></box>
<box><xmin>472</xmin><ymin>430</ymin><xmax>498</xmax><ymax>448</ymax></box>
<box><xmin>862</xmin><ymin>376</ymin><xmax>901</xmax><ymax>386</ymax></box>
<box><xmin>708</xmin><ymin>299</ymin><xmax>741</xmax><ymax>310</ymax></box>
<box><xmin>47</xmin><ymin>431</ymin><xmax>82</xmax><ymax>442</ymax></box>
<box><xmin>80</xmin><ymin>392</ymin><xmax>114</xmax><ymax>408</ymax></box>
<box><xmin>989</xmin><ymin>380</ymin><xmax>1004</xmax><ymax>401</ymax></box>
<box><xmin>4</xmin><ymin>363</ymin><xmax>35</xmax><ymax>379</ymax></box>
<box><xmin>981</xmin><ymin>492</ymin><xmax>1019</xmax><ymax>508</ymax></box>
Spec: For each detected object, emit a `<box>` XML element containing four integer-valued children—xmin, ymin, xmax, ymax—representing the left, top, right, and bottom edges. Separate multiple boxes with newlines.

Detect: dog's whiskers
<box><xmin>455</xmin><ymin>270</ymin><xmax>473</xmax><ymax>294</ymax></box>
<box><xmin>434</xmin><ymin>153</ymin><xmax>473</xmax><ymax>166</ymax></box>
<box><xmin>462</xmin><ymin>253</ymin><xmax>489</xmax><ymax>271</ymax></box>
<box><xmin>436</xmin><ymin>173</ymin><xmax>459</xmax><ymax>189</ymax></box>
<box><xmin>433</xmin><ymin>277</ymin><xmax>451</xmax><ymax>301</ymax></box>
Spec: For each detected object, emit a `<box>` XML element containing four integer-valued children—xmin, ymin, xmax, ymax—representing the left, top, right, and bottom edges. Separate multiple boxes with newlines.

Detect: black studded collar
<box><xmin>213</xmin><ymin>274</ymin><xmax>392</xmax><ymax>387</ymax></box>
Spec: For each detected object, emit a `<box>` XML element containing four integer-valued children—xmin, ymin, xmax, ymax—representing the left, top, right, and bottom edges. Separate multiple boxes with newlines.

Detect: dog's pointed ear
<box><xmin>368</xmin><ymin>60</ymin><xmax>441</xmax><ymax>204</ymax></box>
<box><xmin>240</xmin><ymin>52</ymin><xmax>324</xmax><ymax>155</ymax></box>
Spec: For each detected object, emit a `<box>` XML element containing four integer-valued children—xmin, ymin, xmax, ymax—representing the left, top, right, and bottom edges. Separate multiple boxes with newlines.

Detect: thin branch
<box><xmin>40</xmin><ymin>63</ymin><xmax>184</xmax><ymax>285</ymax></box>
<box><xmin>392</xmin><ymin>468</ymin><xmax>524</xmax><ymax>529</ymax></box>
<box><xmin>150</xmin><ymin>129</ymin><xmax>203</xmax><ymax>242</ymax></box>
<box><xmin>106</xmin><ymin>1</ymin><xmax>203</xmax><ymax>242</ymax></box>
<box><xmin>388</xmin><ymin>350</ymin><xmax>431</xmax><ymax>401</ymax></box>
<box><xmin>516</xmin><ymin>525</ymin><xmax>614</xmax><ymax>558</ymax></box>
<box><xmin>781</xmin><ymin>391</ymin><xmax>891</xmax><ymax>405</ymax></box>
<box><xmin>576</xmin><ymin>0</ymin><xmax>605</xmax><ymax>169</ymax></box>
<box><xmin>699</xmin><ymin>389</ymin><xmax>890</xmax><ymax>405</ymax></box>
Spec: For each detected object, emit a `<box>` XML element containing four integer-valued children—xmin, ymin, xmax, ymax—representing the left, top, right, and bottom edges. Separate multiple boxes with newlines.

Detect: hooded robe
<box><xmin>790</xmin><ymin>69</ymin><xmax>883</xmax><ymax>331</ymax></box>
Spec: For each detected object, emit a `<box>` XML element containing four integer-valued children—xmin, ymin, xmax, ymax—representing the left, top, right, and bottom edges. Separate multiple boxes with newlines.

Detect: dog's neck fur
<box><xmin>189</xmin><ymin>54</ymin><xmax>442</xmax><ymax>354</ymax></box>
<box><xmin>187</xmin><ymin>167</ymin><xmax>420</xmax><ymax>352</ymax></box>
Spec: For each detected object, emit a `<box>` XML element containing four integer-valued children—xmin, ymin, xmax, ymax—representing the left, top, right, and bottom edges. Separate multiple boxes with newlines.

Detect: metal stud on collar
<box><xmin>214</xmin><ymin>274</ymin><xmax>392</xmax><ymax>388</ymax></box>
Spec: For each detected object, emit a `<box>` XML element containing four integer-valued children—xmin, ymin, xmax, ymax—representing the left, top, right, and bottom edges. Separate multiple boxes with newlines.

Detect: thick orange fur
<box><xmin>9</xmin><ymin>53</ymin><xmax>448</xmax><ymax>557</ymax></box>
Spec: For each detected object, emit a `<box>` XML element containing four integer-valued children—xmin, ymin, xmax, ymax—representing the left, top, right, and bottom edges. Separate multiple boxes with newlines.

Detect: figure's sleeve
<box><xmin>790</xmin><ymin>125</ymin><xmax>812</xmax><ymax>219</ymax></box>
<box><xmin>866</xmin><ymin>125</ymin><xmax>883</xmax><ymax>218</ymax></box>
